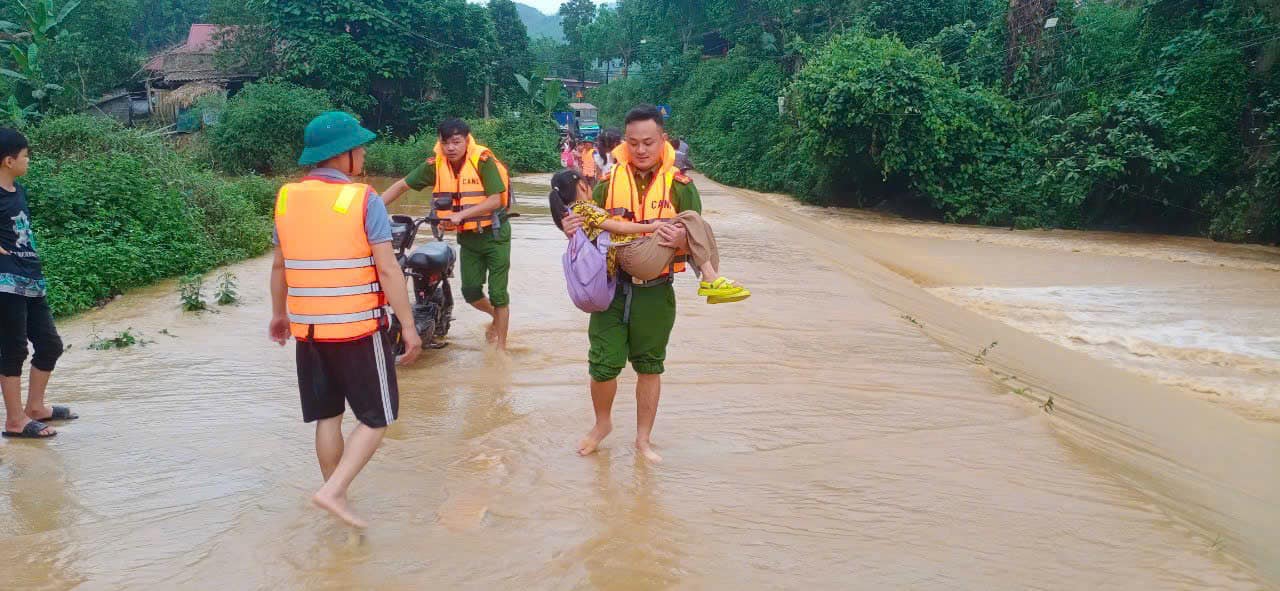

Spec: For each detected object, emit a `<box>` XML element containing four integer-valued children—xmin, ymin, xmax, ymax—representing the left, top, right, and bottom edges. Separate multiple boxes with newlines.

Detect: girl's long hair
<box><xmin>549</xmin><ymin>169</ymin><xmax>582</xmax><ymax>231</ymax></box>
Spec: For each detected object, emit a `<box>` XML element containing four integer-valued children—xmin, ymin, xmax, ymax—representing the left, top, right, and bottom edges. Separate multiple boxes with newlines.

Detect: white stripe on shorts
<box><xmin>371</xmin><ymin>332</ymin><xmax>393</xmax><ymax>426</ymax></box>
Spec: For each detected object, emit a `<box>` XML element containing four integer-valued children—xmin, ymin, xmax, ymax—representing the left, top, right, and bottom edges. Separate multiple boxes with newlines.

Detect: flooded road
<box><xmin>1</xmin><ymin>174</ymin><xmax>1275</xmax><ymax>589</ymax></box>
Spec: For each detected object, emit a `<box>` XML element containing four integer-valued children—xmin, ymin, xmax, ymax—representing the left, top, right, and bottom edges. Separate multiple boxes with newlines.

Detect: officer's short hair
<box><xmin>624</xmin><ymin>105</ymin><xmax>664</xmax><ymax>129</ymax></box>
<box><xmin>438</xmin><ymin>118</ymin><xmax>471</xmax><ymax>140</ymax></box>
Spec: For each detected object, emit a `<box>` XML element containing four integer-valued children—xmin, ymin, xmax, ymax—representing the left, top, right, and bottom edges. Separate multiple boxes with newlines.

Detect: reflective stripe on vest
<box><xmin>284</xmin><ymin>256</ymin><xmax>375</xmax><ymax>270</ymax></box>
<box><xmin>431</xmin><ymin>137</ymin><xmax>511</xmax><ymax>233</ymax></box>
<box><xmin>275</xmin><ymin>180</ymin><xmax>385</xmax><ymax>342</ymax></box>
<box><xmin>287</xmin><ymin>282</ymin><xmax>381</xmax><ymax>297</ymax></box>
<box><xmin>288</xmin><ymin>308</ymin><xmax>385</xmax><ymax>326</ymax></box>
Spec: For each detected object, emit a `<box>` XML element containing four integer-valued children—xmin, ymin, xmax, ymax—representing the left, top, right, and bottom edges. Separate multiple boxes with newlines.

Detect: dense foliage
<box><xmin>22</xmin><ymin>116</ymin><xmax>273</xmax><ymax>315</ymax></box>
<box><xmin>0</xmin><ymin>0</ymin><xmax>249</xmax><ymax>121</ymax></box>
<box><xmin>580</xmin><ymin>0</ymin><xmax>1280</xmax><ymax>242</ymax></box>
<box><xmin>202</xmin><ymin>82</ymin><xmax>334</xmax><ymax>175</ymax></box>
<box><xmin>365</xmin><ymin>115</ymin><xmax>560</xmax><ymax>177</ymax></box>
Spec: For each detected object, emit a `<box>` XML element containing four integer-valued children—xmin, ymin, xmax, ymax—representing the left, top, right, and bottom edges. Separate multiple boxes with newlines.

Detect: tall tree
<box><xmin>559</xmin><ymin>0</ymin><xmax>596</xmax><ymax>80</ymax></box>
<box><xmin>583</xmin><ymin>1</ymin><xmax>645</xmax><ymax>78</ymax></box>
<box><xmin>247</xmin><ymin>0</ymin><xmax>502</xmax><ymax>132</ymax></box>
<box><xmin>559</xmin><ymin>0</ymin><xmax>596</xmax><ymax>47</ymax></box>
<box><xmin>489</xmin><ymin>0</ymin><xmax>531</xmax><ymax>89</ymax></box>
<box><xmin>133</xmin><ymin>0</ymin><xmax>212</xmax><ymax>51</ymax></box>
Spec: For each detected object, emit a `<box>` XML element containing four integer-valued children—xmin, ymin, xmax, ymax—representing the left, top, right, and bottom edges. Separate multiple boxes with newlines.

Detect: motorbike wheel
<box><xmin>435</xmin><ymin>281</ymin><xmax>454</xmax><ymax>339</ymax></box>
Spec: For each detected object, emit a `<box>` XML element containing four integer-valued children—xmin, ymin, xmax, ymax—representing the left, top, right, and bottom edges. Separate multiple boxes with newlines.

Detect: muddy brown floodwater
<box><xmin>0</xmin><ymin>174</ymin><xmax>1276</xmax><ymax>590</ymax></box>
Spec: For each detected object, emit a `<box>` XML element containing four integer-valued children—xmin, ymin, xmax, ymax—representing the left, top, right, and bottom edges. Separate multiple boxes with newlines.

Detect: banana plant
<box><xmin>0</xmin><ymin>0</ymin><xmax>81</xmax><ymax>120</ymax></box>
<box><xmin>8</xmin><ymin>0</ymin><xmax>83</xmax><ymax>45</ymax></box>
<box><xmin>514</xmin><ymin>69</ymin><xmax>564</xmax><ymax>114</ymax></box>
<box><xmin>0</xmin><ymin>95</ymin><xmax>39</xmax><ymax>127</ymax></box>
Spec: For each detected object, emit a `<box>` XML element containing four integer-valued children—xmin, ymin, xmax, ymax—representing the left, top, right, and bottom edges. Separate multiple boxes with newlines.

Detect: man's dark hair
<box><xmin>0</xmin><ymin>128</ymin><xmax>29</xmax><ymax>163</ymax></box>
<box><xmin>623</xmin><ymin>105</ymin><xmax>664</xmax><ymax>129</ymax></box>
<box><xmin>438</xmin><ymin>118</ymin><xmax>471</xmax><ymax>140</ymax></box>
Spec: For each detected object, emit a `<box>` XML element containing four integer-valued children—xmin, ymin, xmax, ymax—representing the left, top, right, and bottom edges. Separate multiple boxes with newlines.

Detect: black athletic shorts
<box><xmin>296</xmin><ymin>330</ymin><xmax>399</xmax><ymax>428</ymax></box>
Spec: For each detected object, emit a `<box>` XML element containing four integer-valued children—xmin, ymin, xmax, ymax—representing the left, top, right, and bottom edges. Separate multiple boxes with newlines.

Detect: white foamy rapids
<box><xmin>930</xmin><ymin>285</ymin><xmax>1280</xmax><ymax>408</ymax></box>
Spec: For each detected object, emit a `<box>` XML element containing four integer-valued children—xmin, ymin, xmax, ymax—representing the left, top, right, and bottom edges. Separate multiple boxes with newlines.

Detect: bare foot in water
<box><xmin>577</xmin><ymin>421</ymin><xmax>612</xmax><ymax>456</ymax></box>
<box><xmin>485</xmin><ymin>323</ymin><xmax>497</xmax><ymax>343</ymax></box>
<box><xmin>636</xmin><ymin>440</ymin><xmax>663</xmax><ymax>464</ymax></box>
<box><xmin>312</xmin><ymin>490</ymin><xmax>368</xmax><ymax>529</ymax></box>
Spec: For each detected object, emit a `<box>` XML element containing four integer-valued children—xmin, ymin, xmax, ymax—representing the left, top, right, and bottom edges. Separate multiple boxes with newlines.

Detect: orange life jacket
<box><xmin>604</xmin><ymin>141</ymin><xmax>688</xmax><ymax>279</ymax></box>
<box><xmin>431</xmin><ymin>136</ymin><xmax>510</xmax><ymax>233</ymax></box>
<box><xmin>275</xmin><ymin>180</ymin><xmax>385</xmax><ymax>342</ymax></box>
<box><xmin>580</xmin><ymin>146</ymin><xmax>599</xmax><ymax>178</ymax></box>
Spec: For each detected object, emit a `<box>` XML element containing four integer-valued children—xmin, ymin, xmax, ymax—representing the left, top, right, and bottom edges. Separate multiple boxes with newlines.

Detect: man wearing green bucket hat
<box><xmin>269</xmin><ymin>111</ymin><xmax>421</xmax><ymax>529</ymax></box>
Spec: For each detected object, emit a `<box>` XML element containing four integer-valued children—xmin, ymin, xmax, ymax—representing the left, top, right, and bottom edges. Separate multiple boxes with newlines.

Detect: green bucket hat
<box><xmin>298</xmin><ymin>111</ymin><xmax>377</xmax><ymax>166</ymax></box>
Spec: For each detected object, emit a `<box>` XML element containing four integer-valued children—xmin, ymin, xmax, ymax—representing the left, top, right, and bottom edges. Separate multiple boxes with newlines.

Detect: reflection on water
<box><xmin>0</xmin><ymin>174</ymin><xmax>1271</xmax><ymax>589</ymax></box>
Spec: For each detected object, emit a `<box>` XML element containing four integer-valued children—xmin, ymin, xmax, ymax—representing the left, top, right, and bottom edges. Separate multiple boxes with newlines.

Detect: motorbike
<box><xmin>387</xmin><ymin>213</ymin><xmax>456</xmax><ymax>354</ymax></box>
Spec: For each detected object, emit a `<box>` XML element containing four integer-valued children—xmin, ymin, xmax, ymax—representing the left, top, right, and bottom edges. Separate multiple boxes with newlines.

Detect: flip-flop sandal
<box><xmin>708</xmin><ymin>290</ymin><xmax>752</xmax><ymax>304</ymax></box>
<box><xmin>35</xmin><ymin>405</ymin><xmax>78</xmax><ymax>422</ymax></box>
<box><xmin>698</xmin><ymin>277</ymin><xmax>747</xmax><ymax>297</ymax></box>
<box><xmin>2</xmin><ymin>420</ymin><xmax>57</xmax><ymax>439</ymax></box>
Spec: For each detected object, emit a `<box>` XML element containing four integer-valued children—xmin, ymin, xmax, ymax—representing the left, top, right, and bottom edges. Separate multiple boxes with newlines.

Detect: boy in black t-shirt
<box><xmin>1</xmin><ymin>128</ymin><xmax>75</xmax><ymax>439</ymax></box>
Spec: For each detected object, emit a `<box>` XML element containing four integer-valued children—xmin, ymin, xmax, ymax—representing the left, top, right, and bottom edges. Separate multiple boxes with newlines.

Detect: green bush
<box><xmin>364</xmin><ymin>116</ymin><xmax>559</xmax><ymax>177</ymax></box>
<box><xmin>561</xmin><ymin>3</ymin><xmax>1280</xmax><ymax>243</ymax></box>
<box><xmin>1031</xmin><ymin>92</ymin><xmax>1204</xmax><ymax>229</ymax></box>
<box><xmin>867</xmin><ymin>0</ymin><xmax>997</xmax><ymax>46</ymax></box>
<box><xmin>22</xmin><ymin>115</ymin><xmax>275</xmax><ymax>316</ymax></box>
<box><xmin>666</xmin><ymin>56</ymin><xmax>811</xmax><ymax>198</ymax></box>
<box><xmin>206</xmin><ymin>82</ymin><xmax>335</xmax><ymax>175</ymax></box>
<box><xmin>365</xmin><ymin>134</ymin><xmax>429</xmax><ymax>177</ymax></box>
<box><xmin>1206</xmin><ymin>99</ymin><xmax>1280</xmax><ymax>244</ymax></box>
<box><xmin>590</xmin><ymin>77</ymin><xmax>663</xmax><ymax>128</ymax></box>
<box><xmin>468</xmin><ymin>116</ymin><xmax>560</xmax><ymax>174</ymax></box>
<box><xmin>790</xmin><ymin>33</ymin><xmax>1031</xmax><ymax>223</ymax></box>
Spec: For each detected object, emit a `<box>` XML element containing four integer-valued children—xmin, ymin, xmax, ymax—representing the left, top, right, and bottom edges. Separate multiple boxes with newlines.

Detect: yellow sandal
<box><xmin>698</xmin><ymin>277</ymin><xmax>746</xmax><ymax>297</ymax></box>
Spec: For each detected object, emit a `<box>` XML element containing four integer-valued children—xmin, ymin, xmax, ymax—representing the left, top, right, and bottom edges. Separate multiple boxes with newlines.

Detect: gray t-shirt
<box><xmin>272</xmin><ymin>168</ymin><xmax>392</xmax><ymax>246</ymax></box>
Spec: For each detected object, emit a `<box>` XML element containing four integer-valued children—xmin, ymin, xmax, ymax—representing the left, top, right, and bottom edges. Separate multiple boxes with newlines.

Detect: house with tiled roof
<box><xmin>144</xmin><ymin>24</ymin><xmax>255</xmax><ymax>89</ymax></box>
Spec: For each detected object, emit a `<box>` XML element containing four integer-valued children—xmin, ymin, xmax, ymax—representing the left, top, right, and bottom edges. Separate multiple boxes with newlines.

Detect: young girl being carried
<box><xmin>550</xmin><ymin>169</ymin><xmax>749</xmax><ymax>304</ymax></box>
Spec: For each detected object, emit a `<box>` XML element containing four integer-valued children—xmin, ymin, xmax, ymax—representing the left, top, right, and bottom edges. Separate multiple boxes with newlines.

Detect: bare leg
<box><xmin>697</xmin><ymin>261</ymin><xmax>719</xmax><ymax>280</ymax></box>
<box><xmin>491</xmin><ymin>306</ymin><xmax>510</xmax><ymax>351</ymax></box>
<box><xmin>578</xmin><ymin>379</ymin><xmax>617</xmax><ymax>456</ymax></box>
<box><xmin>4</xmin><ymin>376</ymin><xmax>51</xmax><ymax>435</ymax></box>
<box><xmin>635</xmin><ymin>373</ymin><xmax>662</xmax><ymax>463</ymax></box>
<box><xmin>23</xmin><ymin>368</ymin><xmax>53</xmax><ymax>420</ymax></box>
<box><xmin>470</xmin><ymin>298</ymin><xmax>498</xmax><ymax>343</ymax></box>
<box><xmin>311</xmin><ymin>423</ymin><xmax>386</xmax><ymax>528</ymax></box>
<box><xmin>315</xmin><ymin>416</ymin><xmax>344</xmax><ymax>481</ymax></box>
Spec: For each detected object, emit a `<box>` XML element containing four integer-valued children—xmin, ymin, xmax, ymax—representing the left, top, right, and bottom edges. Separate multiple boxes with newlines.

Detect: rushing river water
<box><xmin>0</xmin><ymin>174</ymin><xmax>1276</xmax><ymax>590</ymax></box>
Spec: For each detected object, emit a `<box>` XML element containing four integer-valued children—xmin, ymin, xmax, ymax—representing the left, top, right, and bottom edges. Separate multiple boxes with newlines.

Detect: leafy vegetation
<box><xmin>214</xmin><ymin>271</ymin><xmax>238</xmax><ymax>305</ymax></box>
<box><xmin>202</xmin><ymin>82</ymin><xmax>334</xmax><ymax>175</ymax></box>
<box><xmin>23</xmin><ymin>115</ymin><xmax>274</xmax><ymax>316</ymax></box>
<box><xmin>4</xmin><ymin>0</ymin><xmax>1277</xmax><ymax>331</ymax></box>
<box><xmin>579</xmin><ymin>0</ymin><xmax>1280</xmax><ymax>243</ymax></box>
<box><xmin>88</xmin><ymin>327</ymin><xmax>152</xmax><ymax>350</ymax></box>
<box><xmin>365</xmin><ymin>116</ymin><xmax>559</xmax><ymax>177</ymax></box>
<box><xmin>179</xmin><ymin>273</ymin><xmax>208</xmax><ymax>311</ymax></box>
